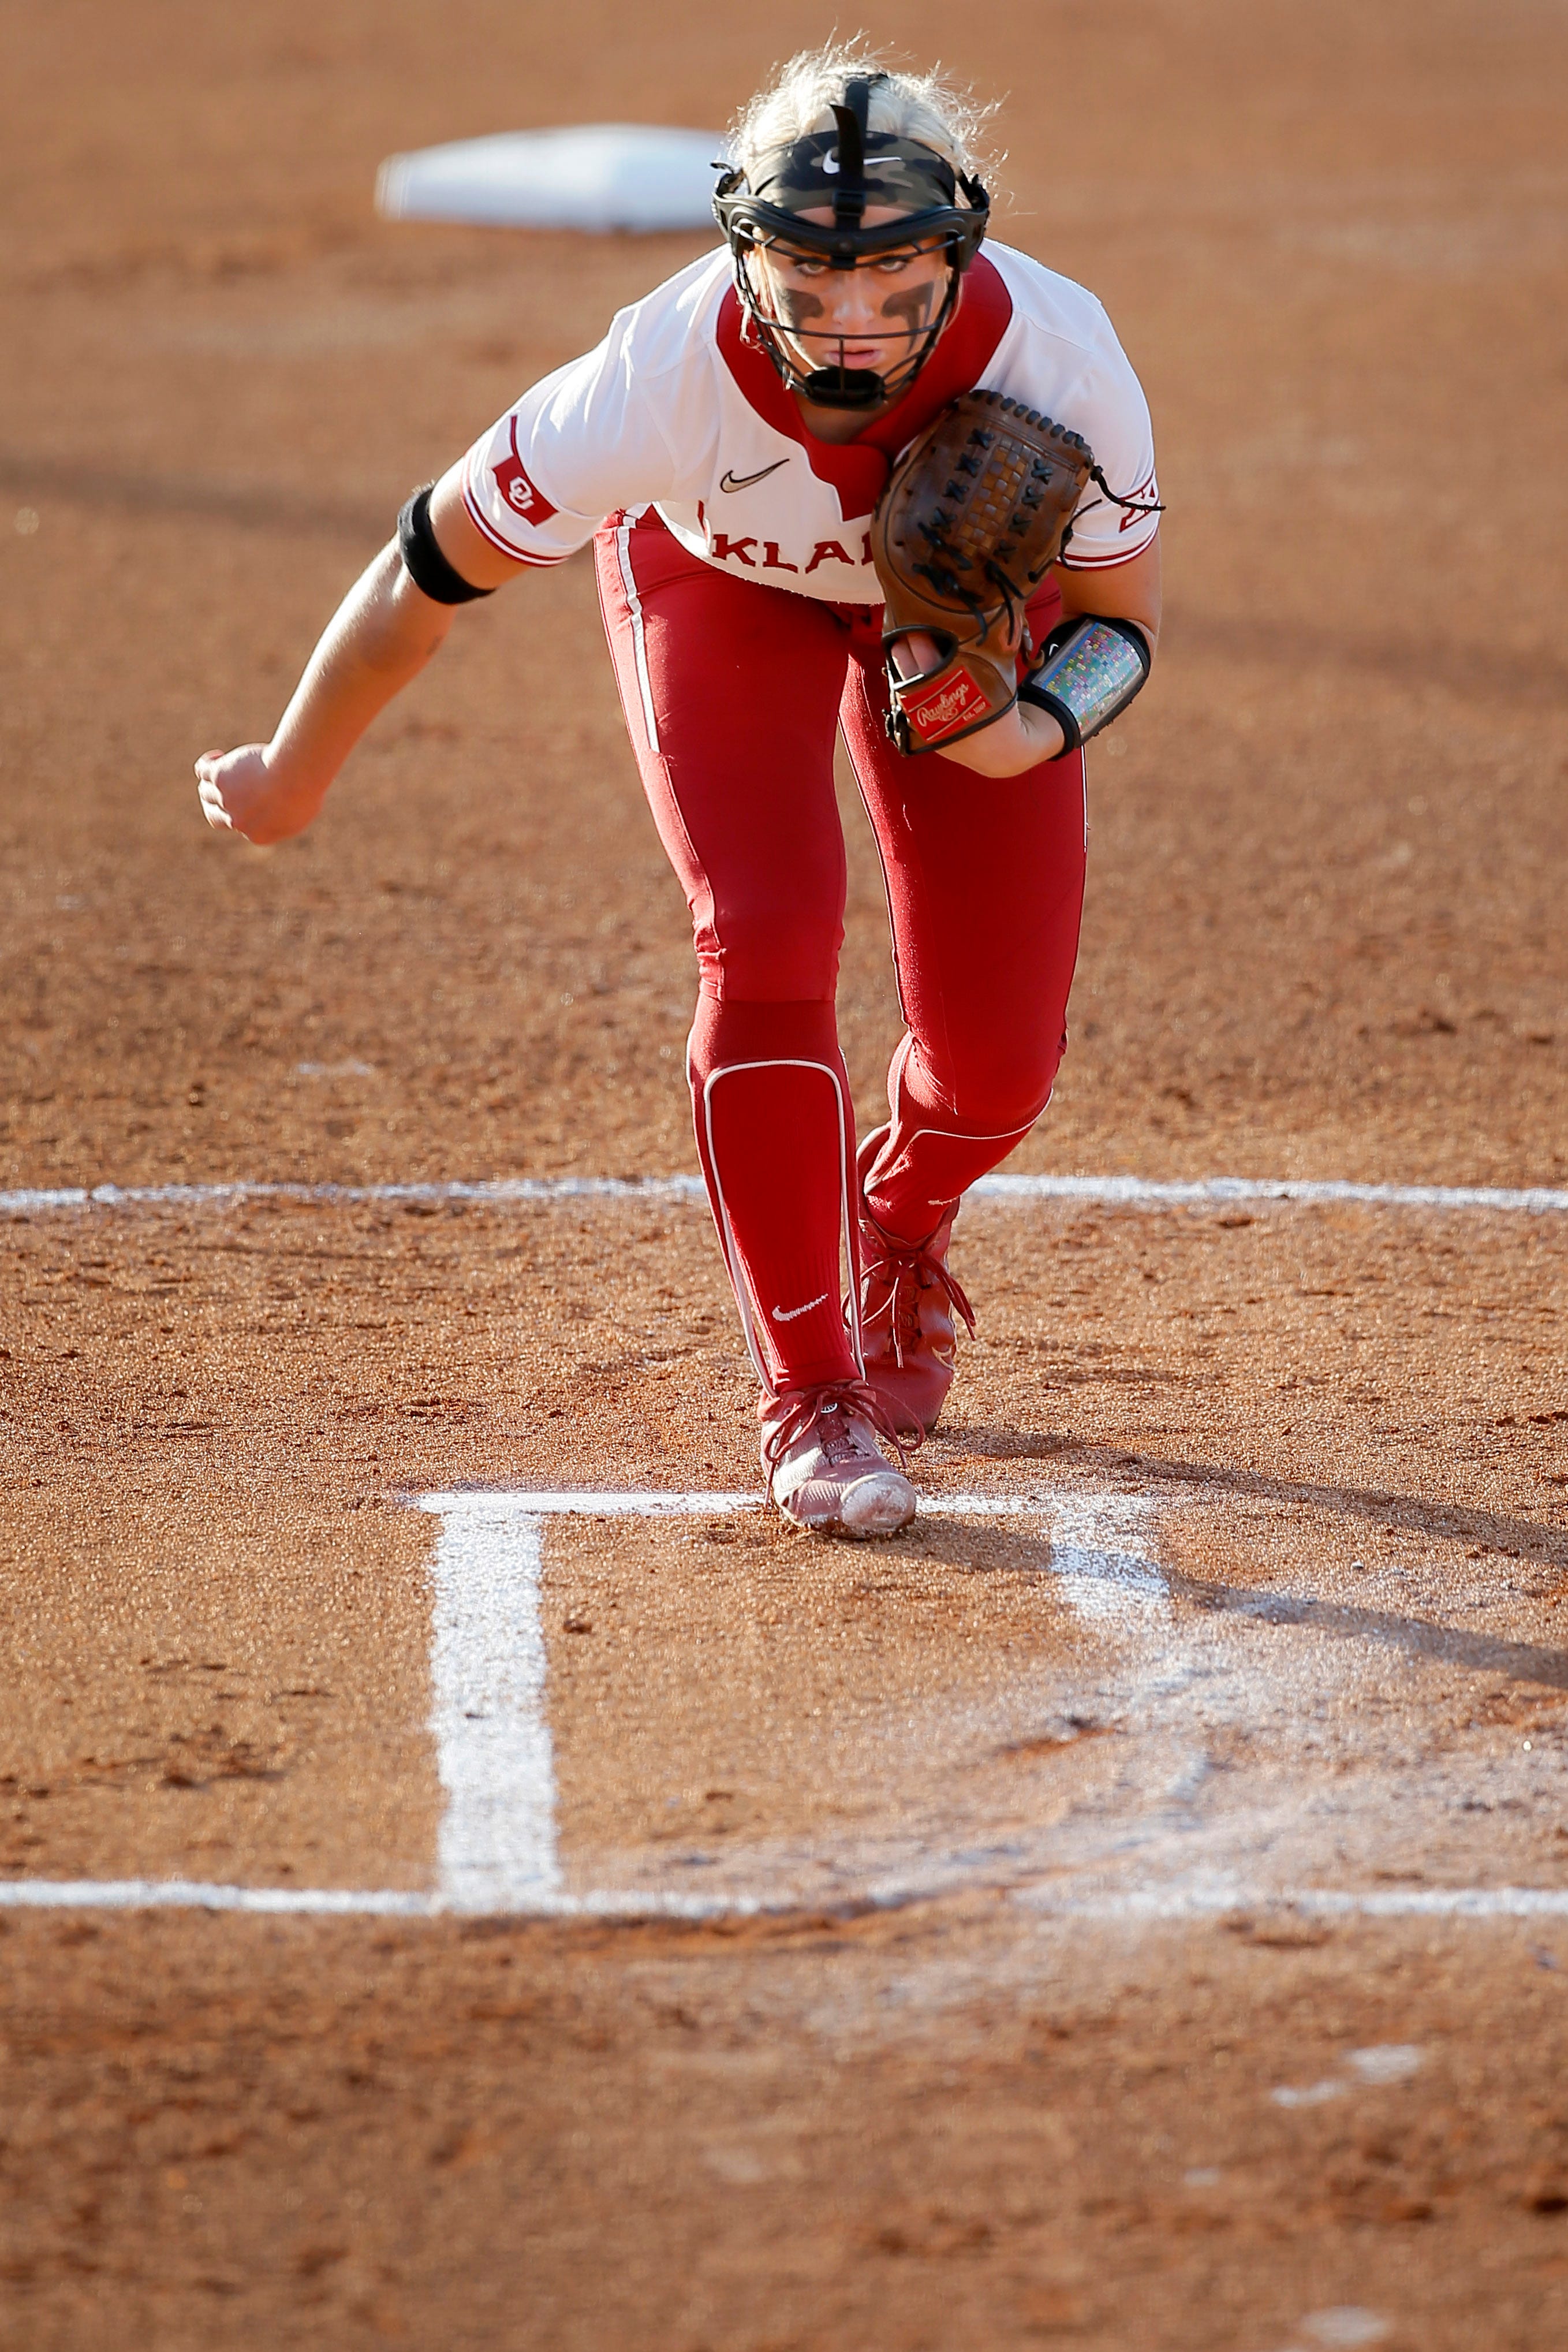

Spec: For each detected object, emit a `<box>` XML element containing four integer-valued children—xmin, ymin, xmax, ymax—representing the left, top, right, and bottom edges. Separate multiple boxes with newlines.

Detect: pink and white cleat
<box><xmin>857</xmin><ymin>1192</ymin><xmax>976</xmax><ymax>1440</ymax></box>
<box><xmin>759</xmin><ymin>1379</ymin><xmax>917</xmax><ymax>1538</ymax></box>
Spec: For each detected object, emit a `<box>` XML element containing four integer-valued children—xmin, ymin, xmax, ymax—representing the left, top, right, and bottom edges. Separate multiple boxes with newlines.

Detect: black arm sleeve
<box><xmin>396</xmin><ymin>483</ymin><xmax>495</xmax><ymax>605</ymax></box>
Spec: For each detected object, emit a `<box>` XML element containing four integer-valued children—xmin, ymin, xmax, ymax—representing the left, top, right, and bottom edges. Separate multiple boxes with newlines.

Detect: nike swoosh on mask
<box><xmin>719</xmin><ymin>459</ymin><xmax>790</xmax><ymax>493</ymax></box>
<box><xmin>771</xmin><ymin>1291</ymin><xmax>829</xmax><ymax>1323</ymax></box>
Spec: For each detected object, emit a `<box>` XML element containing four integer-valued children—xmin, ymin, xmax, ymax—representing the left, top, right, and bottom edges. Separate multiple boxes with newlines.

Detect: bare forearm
<box><xmin>198</xmin><ymin>475</ymin><xmax>521</xmax><ymax>847</ymax></box>
<box><xmin>268</xmin><ymin>542</ymin><xmax>456</xmax><ymax>794</ymax></box>
<box><xmin>1059</xmin><ymin>556</ymin><xmax>1160</xmax><ymax>655</ymax></box>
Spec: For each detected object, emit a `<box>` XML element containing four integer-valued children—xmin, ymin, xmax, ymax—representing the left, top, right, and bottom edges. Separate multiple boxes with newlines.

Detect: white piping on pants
<box><xmin>614</xmin><ymin>513</ymin><xmax>660</xmax><ymax>757</ymax></box>
<box><xmin>700</xmin><ymin>1057</ymin><xmax>863</xmax><ymax>1391</ymax></box>
<box><xmin>864</xmin><ymin>1121</ymin><xmax>1044</xmax><ymax>1220</ymax></box>
<box><xmin>864</xmin><ymin>1033</ymin><xmax>1045</xmax><ymax>1214</ymax></box>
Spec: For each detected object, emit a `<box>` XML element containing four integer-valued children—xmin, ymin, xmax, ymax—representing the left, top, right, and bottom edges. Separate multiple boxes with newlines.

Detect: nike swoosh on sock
<box><xmin>771</xmin><ymin>1291</ymin><xmax>830</xmax><ymax>1323</ymax></box>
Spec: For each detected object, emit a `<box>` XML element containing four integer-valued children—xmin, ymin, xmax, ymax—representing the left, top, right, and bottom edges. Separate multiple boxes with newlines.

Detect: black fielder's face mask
<box><xmin>713</xmin><ymin>77</ymin><xmax>990</xmax><ymax>412</ymax></box>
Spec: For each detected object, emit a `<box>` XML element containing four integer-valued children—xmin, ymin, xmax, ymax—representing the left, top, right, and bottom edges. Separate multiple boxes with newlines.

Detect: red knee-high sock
<box><xmin>860</xmin><ymin>1034</ymin><xmax>1041</xmax><ymax>1243</ymax></box>
<box><xmin>689</xmin><ymin>998</ymin><xmax>861</xmax><ymax>1393</ymax></box>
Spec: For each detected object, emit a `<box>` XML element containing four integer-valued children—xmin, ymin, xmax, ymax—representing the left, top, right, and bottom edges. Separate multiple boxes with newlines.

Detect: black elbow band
<box><xmin>1018</xmin><ymin>616</ymin><xmax>1151</xmax><ymax>752</ymax></box>
<box><xmin>396</xmin><ymin>483</ymin><xmax>494</xmax><ymax>605</ymax></box>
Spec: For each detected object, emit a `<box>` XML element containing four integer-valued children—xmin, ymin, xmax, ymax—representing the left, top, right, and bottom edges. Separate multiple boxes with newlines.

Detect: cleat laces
<box><xmin>860</xmin><ymin>1232</ymin><xmax>976</xmax><ymax>1369</ymax></box>
<box><xmin>760</xmin><ymin>1377</ymin><xmax>918</xmax><ymax>1473</ymax></box>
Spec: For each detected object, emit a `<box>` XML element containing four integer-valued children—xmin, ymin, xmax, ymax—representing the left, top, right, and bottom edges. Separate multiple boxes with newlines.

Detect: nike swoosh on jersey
<box><xmin>719</xmin><ymin>459</ymin><xmax>790</xmax><ymax>493</ymax></box>
<box><xmin>771</xmin><ymin>1291</ymin><xmax>829</xmax><ymax>1323</ymax></box>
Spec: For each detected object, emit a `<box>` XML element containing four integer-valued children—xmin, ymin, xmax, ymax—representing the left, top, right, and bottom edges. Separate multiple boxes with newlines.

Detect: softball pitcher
<box><xmin>197</xmin><ymin>45</ymin><xmax>1162</xmax><ymax>1539</ymax></box>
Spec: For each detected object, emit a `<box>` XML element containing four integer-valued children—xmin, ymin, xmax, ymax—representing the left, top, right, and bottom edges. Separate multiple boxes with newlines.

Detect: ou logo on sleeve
<box><xmin>492</xmin><ymin>424</ymin><xmax>558</xmax><ymax>526</ymax></box>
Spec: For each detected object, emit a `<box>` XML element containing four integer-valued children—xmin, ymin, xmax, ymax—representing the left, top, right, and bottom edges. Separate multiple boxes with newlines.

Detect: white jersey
<box><xmin>463</xmin><ymin>241</ymin><xmax>1158</xmax><ymax>605</ymax></box>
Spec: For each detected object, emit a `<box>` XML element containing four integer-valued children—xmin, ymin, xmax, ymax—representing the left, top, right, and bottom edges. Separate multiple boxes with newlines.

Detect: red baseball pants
<box><xmin>595</xmin><ymin>506</ymin><xmax>1087</xmax><ymax>1396</ymax></box>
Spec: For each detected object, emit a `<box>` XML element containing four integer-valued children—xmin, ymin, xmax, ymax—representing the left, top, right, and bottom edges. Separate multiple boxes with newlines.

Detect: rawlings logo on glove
<box><xmin>871</xmin><ymin>392</ymin><xmax>1095</xmax><ymax>755</ymax></box>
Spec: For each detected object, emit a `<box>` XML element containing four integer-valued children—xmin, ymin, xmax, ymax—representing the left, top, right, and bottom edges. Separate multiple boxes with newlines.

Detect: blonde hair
<box><xmin>729</xmin><ymin>38</ymin><xmax>998</xmax><ymax>195</ymax></box>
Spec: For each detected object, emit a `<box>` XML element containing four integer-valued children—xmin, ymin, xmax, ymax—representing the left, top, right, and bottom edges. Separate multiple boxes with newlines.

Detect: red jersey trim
<box><xmin>1058</xmin><ymin>530</ymin><xmax>1160</xmax><ymax>572</ymax></box>
<box><xmin>716</xmin><ymin>255</ymin><xmax>1015</xmax><ymax>517</ymax></box>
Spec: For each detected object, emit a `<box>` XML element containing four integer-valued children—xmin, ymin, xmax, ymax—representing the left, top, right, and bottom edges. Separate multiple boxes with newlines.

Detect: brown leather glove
<box><xmin>871</xmin><ymin>392</ymin><xmax>1094</xmax><ymax>755</ymax></box>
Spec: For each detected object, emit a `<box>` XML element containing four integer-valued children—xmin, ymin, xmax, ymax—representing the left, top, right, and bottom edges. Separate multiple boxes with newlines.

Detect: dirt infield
<box><xmin>4</xmin><ymin>1</ymin><xmax>1568</xmax><ymax>2344</ymax></box>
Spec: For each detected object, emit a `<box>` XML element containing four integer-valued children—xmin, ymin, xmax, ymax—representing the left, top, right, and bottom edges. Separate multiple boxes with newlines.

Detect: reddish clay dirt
<box><xmin>3</xmin><ymin>2</ymin><xmax>1568</xmax><ymax>2346</ymax></box>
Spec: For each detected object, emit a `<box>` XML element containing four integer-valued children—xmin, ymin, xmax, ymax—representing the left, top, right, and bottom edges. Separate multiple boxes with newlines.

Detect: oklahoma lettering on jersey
<box><xmin>704</xmin><ymin>526</ymin><xmax>872</xmax><ymax>576</ymax></box>
<box><xmin>463</xmin><ymin>243</ymin><xmax>1159</xmax><ymax>603</ymax></box>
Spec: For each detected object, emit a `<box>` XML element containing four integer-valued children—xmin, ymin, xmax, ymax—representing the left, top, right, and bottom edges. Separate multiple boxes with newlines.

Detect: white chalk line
<box><xmin>0</xmin><ymin>1176</ymin><xmax>702</xmax><ymax>1216</ymax></box>
<box><xmin>3</xmin><ymin>1878</ymin><xmax>1568</xmax><ymax>1925</ymax></box>
<box><xmin>415</xmin><ymin>1490</ymin><xmax>1159</xmax><ymax>1915</ymax></box>
<box><xmin>8</xmin><ymin>1484</ymin><xmax>1568</xmax><ymax>1929</ymax></box>
<box><xmin>5</xmin><ymin>1173</ymin><xmax>1568</xmax><ymax>1217</ymax></box>
<box><xmin>0</xmin><ymin>1488</ymin><xmax>1159</xmax><ymax>1922</ymax></box>
<box><xmin>428</xmin><ymin>1504</ymin><xmax>559</xmax><ymax>1912</ymax></box>
<box><xmin>1019</xmin><ymin>1885</ymin><xmax>1568</xmax><ymax>1924</ymax></box>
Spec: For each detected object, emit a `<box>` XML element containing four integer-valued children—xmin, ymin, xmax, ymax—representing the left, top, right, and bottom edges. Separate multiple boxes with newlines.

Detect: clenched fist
<box><xmin>196</xmin><ymin>744</ymin><xmax>326</xmax><ymax>846</ymax></box>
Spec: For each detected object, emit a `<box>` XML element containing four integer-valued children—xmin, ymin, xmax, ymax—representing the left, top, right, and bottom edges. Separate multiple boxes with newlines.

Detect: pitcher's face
<box><xmin>752</xmin><ymin>207</ymin><xmax>953</xmax><ymax>384</ymax></box>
